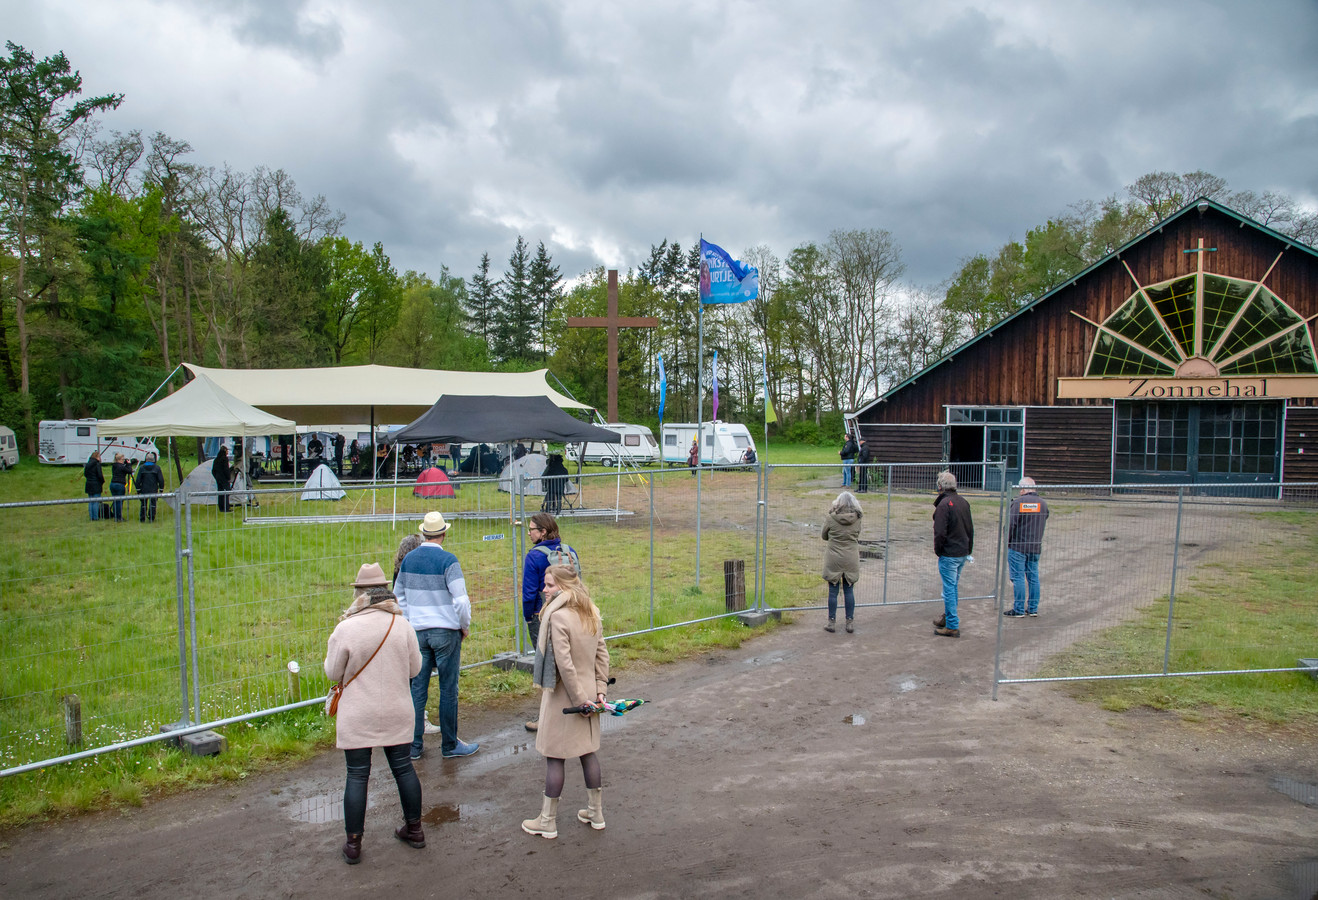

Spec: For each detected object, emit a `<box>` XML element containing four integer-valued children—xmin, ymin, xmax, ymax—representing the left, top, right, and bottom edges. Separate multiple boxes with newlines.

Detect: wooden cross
<box><xmin>566</xmin><ymin>269</ymin><xmax>657</xmax><ymax>422</ymax></box>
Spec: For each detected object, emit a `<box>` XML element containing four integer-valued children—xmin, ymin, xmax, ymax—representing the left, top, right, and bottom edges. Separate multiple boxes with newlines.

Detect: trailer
<box><xmin>660</xmin><ymin>421</ymin><xmax>757</xmax><ymax>467</ymax></box>
<box><xmin>566</xmin><ymin>423</ymin><xmax>660</xmax><ymax>466</ymax></box>
<box><xmin>38</xmin><ymin>419</ymin><xmax>159</xmax><ymax>465</ymax></box>
<box><xmin>0</xmin><ymin>426</ymin><xmax>17</xmax><ymax>469</ymax></box>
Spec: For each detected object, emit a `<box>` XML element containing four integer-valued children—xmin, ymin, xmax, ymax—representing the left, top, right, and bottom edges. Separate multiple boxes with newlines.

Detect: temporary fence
<box><xmin>990</xmin><ymin>482</ymin><xmax>1318</xmax><ymax>696</ymax></box>
<box><xmin>4</xmin><ymin>462</ymin><xmax>1314</xmax><ymax>775</ymax></box>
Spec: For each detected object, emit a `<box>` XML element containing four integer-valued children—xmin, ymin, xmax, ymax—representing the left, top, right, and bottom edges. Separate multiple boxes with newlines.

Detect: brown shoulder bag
<box><xmin>325</xmin><ymin>614</ymin><xmax>396</xmax><ymax>716</ymax></box>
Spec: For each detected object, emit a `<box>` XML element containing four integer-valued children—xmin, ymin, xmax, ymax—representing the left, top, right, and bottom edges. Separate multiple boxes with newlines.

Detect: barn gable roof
<box><xmin>851</xmin><ymin>197</ymin><xmax>1318</xmax><ymax>418</ymax></box>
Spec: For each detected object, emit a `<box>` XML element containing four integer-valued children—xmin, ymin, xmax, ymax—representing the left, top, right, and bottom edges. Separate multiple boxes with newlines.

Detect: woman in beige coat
<box><xmin>521</xmin><ymin>564</ymin><xmax>610</xmax><ymax>839</ymax></box>
<box><xmin>324</xmin><ymin>563</ymin><xmax>423</xmax><ymax>865</ymax></box>
<box><xmin>822</xmin><ymin>491</ymin><xmax>863</xmax><ymax>633</ymax></box>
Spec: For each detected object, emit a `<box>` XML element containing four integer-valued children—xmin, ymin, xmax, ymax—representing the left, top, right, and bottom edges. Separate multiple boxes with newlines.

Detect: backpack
<box><xmin>535</xmin><ymin>543</ymin><xmax>581</xmax><ymax>578</ymax></box>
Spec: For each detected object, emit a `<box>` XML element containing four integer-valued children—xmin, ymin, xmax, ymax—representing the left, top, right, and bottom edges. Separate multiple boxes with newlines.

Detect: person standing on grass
<box><xmin>822</xmin><ymin>491</ymin><xmax>862</xmax><ymax>634</ymax></box>
<box><xmin>856</xmin><ymin>439</ymin><xmax>872</xmax><ymax>493</ymax></box>
<box><xmin>83</xmin><ymin>451</ymin><xmax>104</xmax><ymax>521</ymax></box>
<box><xmin>521</xmin><ymin>564</ymin><xmax>610</xmax><ymax>840</ymax></box>
<box><xmin>392</xmin><ymin>532</ymin><xmax>441</xmax><ymax>737</ymax></box>
<box><xmin>839</xmin><ymin>433</ymin><xmax>857</xmax><ymax>488</ymax></box>
<box><xmin>1003</xmin><ymin>477</ymin><xmax>1049</xmax><ymax>619</ymax></box>
<box><xmin>109</xmin><ymin>453</ymin><xmax>132</xmax><ymax>521</ymax></box>
<box><xmin>213</xmin><ymin>444</ymin><xmax>232</xmax><ymax>512</ymax></box>
<box><xmin>394</xmin><ymin>511</ymin><xmax>479</xmax><ymax>760</ymax></box>
<box><xmin>932</xmin><ymin>471</ymin><xmax>974</xmax><ymax>638</ymax></box>
<box><xmin>324</xmin><ymin>562</ymin><xmax>424</xmax><ymax>865</ymax></box>
<box><xmin>136</xmin><ymin>452</ymin><xmax>165</xmax><ymax>522</ymax></box>
<box><xmin>521</xmin><ymin>512</ymin><xmax>582</xmax><ymax>733</ymax></box>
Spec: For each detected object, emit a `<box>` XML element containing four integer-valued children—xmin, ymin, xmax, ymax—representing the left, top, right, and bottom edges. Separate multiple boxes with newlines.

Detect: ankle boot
<box><xmin>576</xmin><ymin>787</ymin><xmax>605</xmax><ymax>830</ymax></box>
<box><xmin>342</xmin><ymin>833</ymin><xmax>362</xmax><ymax>865</ymax></box>
<box><xmin>824</xmin><ymin>619</ymin><xmax>836</xmax><ymax>633</ymax></box>
<box><xmin>521</xmin><ymin>794</ymin><xmax>558</xmax><ymax>839</ymax></box>
<box><xmin>394</xmin><ymin>819</ymin><xmax>425</xmax><ymax>849</ymax></box>
<box><xmin>845</xmin><ymin>618</ymin><xmax>854</xmax><ymax>633</ymax></box>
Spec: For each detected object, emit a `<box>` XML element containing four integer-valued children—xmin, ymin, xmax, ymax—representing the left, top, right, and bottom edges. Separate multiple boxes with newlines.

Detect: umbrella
<box><xmin>561</xmin><ymin>699</ymin><xmax>647</xmax><ymax>716</ymax></box>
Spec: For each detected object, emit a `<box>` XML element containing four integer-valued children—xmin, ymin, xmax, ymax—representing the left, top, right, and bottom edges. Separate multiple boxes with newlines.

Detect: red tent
<box><xmin>413</xmin><ymin>466</ymin><xmax>455</xmax><ymax>498</ymax></box>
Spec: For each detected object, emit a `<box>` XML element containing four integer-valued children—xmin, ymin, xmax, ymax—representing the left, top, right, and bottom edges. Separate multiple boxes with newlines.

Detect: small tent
<box><xmin>171</xmin><ymin>458</ymin><xmax>254</xmax><ymax>507</ymax></box>
<box><xmin>413</xmin><ymin>466</ymin><xmax>455</xmax><ymax>499</ymax></box>
<box><xmin>498</xmin><ymin>453</ymin><xmax>578</xmax><ymax>499</ymax></box>
<box><xmin>302</xmin><ymin>464</ymin><xmax>345</xmax><ymax>501</ymax></box>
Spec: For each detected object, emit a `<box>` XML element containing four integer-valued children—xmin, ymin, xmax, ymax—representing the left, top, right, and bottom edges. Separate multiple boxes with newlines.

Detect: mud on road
<box><xmin>3</xmin><ymin>593</ymin><xmax>1316</xmax><ymax>899</ymax></box>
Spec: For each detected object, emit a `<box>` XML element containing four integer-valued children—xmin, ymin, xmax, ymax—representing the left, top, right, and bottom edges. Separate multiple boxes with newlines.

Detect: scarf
<box><xmin>531</xmin><ymin>591</ymin><xmax>567</xmax><ymax>691</ymax></box>
<box><xmin>339</xmin><ymin>593</ymin><xmax>404</xmax><ymax>621</ymax></box>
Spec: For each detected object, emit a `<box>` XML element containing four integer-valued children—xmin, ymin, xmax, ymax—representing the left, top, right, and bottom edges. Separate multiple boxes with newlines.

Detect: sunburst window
<box><xmin>1085</xmin><ymin>256</ymin><xmax>1318</xmax><ymax>377</ymax></box>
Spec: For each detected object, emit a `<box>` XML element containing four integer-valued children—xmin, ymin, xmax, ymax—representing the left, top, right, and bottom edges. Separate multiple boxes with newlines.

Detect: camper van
<box><xmin>0</xmin><ymin>426</ymin><xmax>18</xmax><ymax>469</ymax></box>
<box><xmin>566</xmin><ymin>424</ymin><xmax>660</xmax><ymax>466</ymax></box>
<box><xmin>38</xmin><ymin>419</ymin><xmax>159</xmax><ymax>465</ymax></box>
<box><xmin>660</xmin><ymin>421</ymin><xmax>757</xmax><ymax>468</ymax></box>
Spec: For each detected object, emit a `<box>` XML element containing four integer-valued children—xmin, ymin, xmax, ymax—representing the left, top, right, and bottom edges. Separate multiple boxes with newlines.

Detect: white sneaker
<box><xmin>423</xmin><ymin>719</ymin><xmax>442</xmax><ymax>735</ymax></box>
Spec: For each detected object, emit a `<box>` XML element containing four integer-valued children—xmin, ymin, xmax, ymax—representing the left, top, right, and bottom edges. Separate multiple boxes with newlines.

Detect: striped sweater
<box><xmin>394</xmin><ymin>542</ymin><xmax>471</xmax><ymax>632</ymax></box>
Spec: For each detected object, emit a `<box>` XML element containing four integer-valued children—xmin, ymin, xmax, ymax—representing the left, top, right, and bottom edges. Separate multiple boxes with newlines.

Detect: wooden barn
<box><xmin>851</xmin><ymin>198</ymin><xmax>1318</xmax><ymax>491</ymax></box>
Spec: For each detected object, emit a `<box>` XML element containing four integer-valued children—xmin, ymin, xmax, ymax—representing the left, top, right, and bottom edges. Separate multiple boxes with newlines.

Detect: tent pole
<box><xmin>391</xmin><ymin>439</ymin><xmax>399</xmax><ymax>529</ymax></box>
<box><xmin>139</xmin><ymin>364</ymin><xmax>183</xmax><ymax>410</ymax></box>
<box><xmin>370</xmin><ymin>406</ymin><xmax>376</xmax><ymax>516</ymax></box>
<box><xmin>695</xmin><ymin>296</ymin><xmax>703</xmax><ymax>589</ymax></box>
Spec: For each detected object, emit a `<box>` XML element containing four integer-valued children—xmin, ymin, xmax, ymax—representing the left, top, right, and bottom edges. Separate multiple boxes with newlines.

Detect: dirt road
<box><xmin>3</xmin><ymin>595</ymin><xmax>1316</xmax><ymax>899</ymax></box>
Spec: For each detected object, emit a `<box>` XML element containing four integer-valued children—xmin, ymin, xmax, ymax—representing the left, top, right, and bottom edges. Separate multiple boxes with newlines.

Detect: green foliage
<box><xmin>248</xmin><ymin>208</ymin><xmax>331</xmax><ymax>366</ymax></box>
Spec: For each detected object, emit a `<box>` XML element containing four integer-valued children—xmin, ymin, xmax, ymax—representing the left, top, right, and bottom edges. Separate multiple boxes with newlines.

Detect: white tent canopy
<box><xmin>302</xmin><ymin>464</ymin><xmax>345</xmax><ymax>501</ymax></box>
<box><xmin>98</xmin><ymin>374</ymin><xmax>296</xmax><ymax>437</ymax></box>
<box><xmin>183</xmin><ymin>363</ymin><xmax>588</xmax><ymax>426</ymax></box>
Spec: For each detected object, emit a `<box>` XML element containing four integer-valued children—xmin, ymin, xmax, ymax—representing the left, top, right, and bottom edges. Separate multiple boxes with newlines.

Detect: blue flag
<box><xmin>699</xmin><ymin>239</ymin><xmax>759</xmax><ymax>304</ymax></box>
<box><xmin>656</xmin><ymin>353</ymin><xmax>667</xmax><ymax>427</ymax></box>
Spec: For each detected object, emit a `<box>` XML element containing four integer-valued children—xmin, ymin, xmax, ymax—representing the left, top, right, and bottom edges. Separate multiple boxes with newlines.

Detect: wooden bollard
<box><xmin>63</xmin><ymin>694</ymin><xmax>82</xmax><ymax>746</ymax></box>
<box><xmin>723</xmin><ymin>559</ymin><xmax>746</xmax><ymax>612</ymax></box>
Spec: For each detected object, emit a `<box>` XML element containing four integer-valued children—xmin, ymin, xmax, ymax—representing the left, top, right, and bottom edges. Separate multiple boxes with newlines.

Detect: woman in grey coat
<box><xmin>821</xmin><ymin>491</ymin><xmax>862</xmax><ymax>633</ymax></box>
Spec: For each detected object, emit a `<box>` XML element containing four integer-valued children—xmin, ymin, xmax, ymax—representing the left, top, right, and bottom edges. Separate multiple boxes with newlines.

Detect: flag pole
<box><xmin>695</xmin><ymin>236</ymin><xmax>703</xmax><ymax>590</ymax></box>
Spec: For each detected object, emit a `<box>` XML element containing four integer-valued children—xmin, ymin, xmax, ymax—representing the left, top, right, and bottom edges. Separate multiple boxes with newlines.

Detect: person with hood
<box><xmin>821</xmin><ymin>491</ymin><xmax>863</xmax><ymax>633</ymax></box>
<box><xmin>83</xmin><ymin>451</ymin><xmax>105</xmax><ymax>521</ymax></box>
<box><xmin>856</xmin><ymin>439</ymin><xmax>873</xmax><ymax>493</ymax></box>
<box><xmin>521</xmin><ymin>512</ymin><xmax>581</xmax><ymax>732</ymax></box>
<box><xmin>932</xmin><ymin>471</ymin><xmax>974</xmax><ymax>638</ymax></box>
<box><xmin>109</xmin><ymin>453</ymin><xmax>133</xmax><ymax>521</ymax></box>
<box><xmin>839</xmin><ymin>433</ymin><xmax>858</xmax><ymax>488</ymax></box>
<box><xmin>136</xmin><ymin>452</ymin><xmax>165</xmax><ymax>522</ymax></box>
<box><xmin>212</xmin><ymin>444</ymin><xmax>232</xmax><ymax>512</ymax></box>
<box><xmin>324</xmin><ymin>562</ymin><xmax>424</xmax><ymax>865</ymax></box>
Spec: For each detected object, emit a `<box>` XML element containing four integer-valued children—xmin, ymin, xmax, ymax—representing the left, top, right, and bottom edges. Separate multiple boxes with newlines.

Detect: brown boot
<box><xmin>395</xmin><ymin>819</ymin><xmax>425</xmax><ymax>849</ymax></box>
<box><xmin>576</xmin><ymin>787</ymin><xmax>605</xmax><ymax>830</ymax></box>
<box><xmin>521</xmin><ymin>794</ymin><xmax>559</xmax><ymax>839</ymax></box>
<box><xmin>342</xmin><ymin>833</ymin><xmax>362</xmax><ymax>865</ymax></box>
<box><xmin>524</xmin><ymin>720</ymin><xmax>538</xmax><ymax>732</ymax></box>
<box><xmin>934</xmin><ymin>625</ymin><xmax>960</xmax><ymax>637</ymax></box>
<box><xmin>934</xmin><ymin>614</ymin><xmax>946</xmax><ymax>627</ymax></box>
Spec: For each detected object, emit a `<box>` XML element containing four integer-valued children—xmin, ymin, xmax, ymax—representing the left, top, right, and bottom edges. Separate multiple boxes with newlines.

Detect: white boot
<box><xmin>576</xmin><ymin>787</ymin><xmax>605</xmax><ymax>830</ymax></box>
<box><xmin>521</xmin><ymin>795</ymin><xmax>558</xmax><ymax>839</ymax></box>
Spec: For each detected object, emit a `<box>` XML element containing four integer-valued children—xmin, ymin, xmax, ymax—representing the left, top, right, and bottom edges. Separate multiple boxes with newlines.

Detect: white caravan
<box><xmin>38</xmin><ymin>419</ymin><xmax>159</xmax><ymax>465</ymax></box>
<box><xmin>566</xmin><ymin>424</ymin><xmax>660</xmax><ymax>466</ymax></box>
<box><xmin>660</xmin><ymin>421</ymin><xmax>757</xmax><ymax>467</ymax></box>
<box><xmin>0</xmin><ymin>425</ymin><xmax>18</xmax><ymax>469</ymax></box>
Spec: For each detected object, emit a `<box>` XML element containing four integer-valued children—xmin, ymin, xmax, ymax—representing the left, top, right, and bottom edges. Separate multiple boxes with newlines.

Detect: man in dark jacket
<box><xmin>213</xmin><ymin>445</ymin><xmax>232</xmax><ymax>512</ymax></box>
<box><xmin>1003</xmin><ymin>476</ymin><xmax>1049</xmax><ymax>618</ymax></box>
<box><xmin>856</xmin><ymin>440</ymin><xmax>872</xmax><ymax>493</ymax></box>
<box><xmin>840</xmin><ymin>434</ymin><xmax>858</xmax><ymax>488</ymax></box>
<box><xmin>136</xmin><ymin>452</ymin><xmax>165</xmax><ymax>522</ymax></box>
<box><xmin>932</xmin><ymin>470</ymin><xmax>974</xmax><ymax>637</ymax></box>
<box><xmin>83</xmin><ymin>452</ymin><xmax>104</xmax><ymax>521</ymax></box>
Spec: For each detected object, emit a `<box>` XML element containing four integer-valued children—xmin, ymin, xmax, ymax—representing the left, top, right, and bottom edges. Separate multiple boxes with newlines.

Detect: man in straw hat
<box><xmin>394</xmin><ymin>511</ymin><xmax>479</xmax><ymax>760</ymax></box>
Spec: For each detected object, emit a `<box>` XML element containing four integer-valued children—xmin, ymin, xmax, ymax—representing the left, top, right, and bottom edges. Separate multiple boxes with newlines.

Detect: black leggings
<box><xmin>343</xmin><ymin>744</ymin><xmax>421</xmax><ymax>834</ymax></box>
<box><xmin>544</xmin><ymin>752</ymin><xmax>601</xmax><ymax>799</ymax></box>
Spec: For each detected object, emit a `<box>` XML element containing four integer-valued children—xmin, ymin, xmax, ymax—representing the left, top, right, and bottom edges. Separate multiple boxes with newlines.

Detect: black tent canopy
<box><xmin>391</xmin><ymin>395</ymin><xmax>622</xmax><ymax>445</ymax></box>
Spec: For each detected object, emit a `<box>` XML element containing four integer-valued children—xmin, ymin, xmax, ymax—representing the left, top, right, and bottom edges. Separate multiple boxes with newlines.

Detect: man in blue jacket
<box><xmin>520</xmin><ymin>512</ymin><xmax>580</xmax><ymax>732</ymax></box>
<box><xmin>395</xmin><ymin>511</ymin><xmax>479</xmax><ymax>760</ymax></box>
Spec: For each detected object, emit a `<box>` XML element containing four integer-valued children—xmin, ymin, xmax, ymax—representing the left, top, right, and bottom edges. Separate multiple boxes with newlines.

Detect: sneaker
<box><xmin>524</xmin><ymin>720</ymin><xmax>538</xmax><ymax>732</ymax></box>
<box><xmin>824</xmin><ymin>620</ymin><xmax>836</xmax><ymax>633</ymax></box>
<box><xmin>410</xmin><ymin>747</ymin><xmax>424</xmax><ymax>760</ymax></box>
<box><xmin>1027</xmin><ymin>610</ymin><xmax>1039</xmax><ymax>617</ymax></box>
<box><xmin>1003</xmin><ymin>609</ymin><xmax>1028</xmax><ymax>618</ymax></box>
<box><xmin>442</xmin><ymin>740</ymin><xmax>480</xmax><ymax>759</ymax></box>
<box><xmin>423</xmin><ymin>718</ymin><xmax>442</xmax><ymax>735</ymax></box>
<box><xmin>933</xmin><ymin>614</ymin><xmax>946</xmax><ymax>628</ymax></box>
<box><xmin>933</xmin><ymin>625</ymin><xmax>961</xmax><ymax>638</ymax></box>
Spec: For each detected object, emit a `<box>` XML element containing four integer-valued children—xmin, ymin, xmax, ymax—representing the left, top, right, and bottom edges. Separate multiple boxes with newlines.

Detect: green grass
<box><xmin>1044</xmin><ymin>509</ymin><xmax>1318</xmax><ymax>725</ymax></box>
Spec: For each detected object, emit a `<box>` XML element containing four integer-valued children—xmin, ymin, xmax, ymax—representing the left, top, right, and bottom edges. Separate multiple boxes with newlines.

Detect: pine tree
<box><xmin>466</xmin><ymin>251</ymin><xmax>499</xmax><ymax>352</ymax></box>
<box><xmin>493</xmin><ymin>236</ymin><xmax>534</xmax><ymax>363</ymax></box>
<box><xmin>528</xmin><ymin>241</ymin><xmax>562</xmax><ymax>362</ymax></box>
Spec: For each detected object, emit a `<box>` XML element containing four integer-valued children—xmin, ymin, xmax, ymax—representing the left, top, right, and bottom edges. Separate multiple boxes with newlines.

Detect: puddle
<box><xmin>421</xmin><ymin>800</ymin><xmax>497</xmax><ymax>826</ymax></box>
<box><xmin>745</xmin><ymin>654</ymin><xmax>787</xmax><ymax>667</ymax></box>
<box><xmin>1286</xmin><ymin>858</ymin><xmax>1318</xmax><ymax>899</ymax></box>
<box><xmin>288</xmin><ymin>791</ymin><xmax>370</xmax><ymax>824</ymax></box>
<box><xmin>843</xmin><ymin>714</ymin><xmax>866</xmax><ymax>726</ymax></box>
<box><xmin>1271</xmin><ymin>775</ymin><xmax>1318</xmax><ymax>807</ymax></box>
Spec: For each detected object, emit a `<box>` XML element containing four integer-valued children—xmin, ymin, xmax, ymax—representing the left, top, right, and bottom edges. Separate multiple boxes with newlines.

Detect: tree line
<box><xmin>5</xmin><ymin>43</ymin><xmax>1316</xmax><ymax>455</ymax></box>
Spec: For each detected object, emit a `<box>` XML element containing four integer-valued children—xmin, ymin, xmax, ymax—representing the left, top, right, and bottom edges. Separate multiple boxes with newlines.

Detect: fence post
<box><xmin>1164</xmin><ymin>487</ymin><xmax>1185</xmax><ymax>674</ymax></box>
<box><xmin>186</xmin><ymin>491</ymin><xmax>200</xmax><ymax>724</ymax></box>
<box><xmin>882</xmin><ymin>465</ymin><xmax>892</xmax><ymax>606</ymax></box>
<box><xmin>991</xmin><ymin>461</ymin><xmax>1009</xmax><ymax>701</ymax></box>
<box><xmin>752</xmin><ymin>462</ymin><xmax>762</xmax><ymax>611</ymax></box>
<box><xmin>516</xmin><ymin>474</ymin><xmax>525</xmax><ymax>656</ymax></box>
<box><xmin>173</xmin><ymin>491</ymin><xmax>191</xmax><ymax>725</ymax></box>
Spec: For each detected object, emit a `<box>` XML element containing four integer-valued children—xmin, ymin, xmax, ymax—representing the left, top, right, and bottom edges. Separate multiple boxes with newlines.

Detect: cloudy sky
<box><xmin>6</xmin><ymin>0</ymin><xmax>1318</xmax><ymax>287</ymax></box>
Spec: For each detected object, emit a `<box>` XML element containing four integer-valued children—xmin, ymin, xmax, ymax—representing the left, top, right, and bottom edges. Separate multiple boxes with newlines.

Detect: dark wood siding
<box><xmin>1283</xmin><ymin>406</ymin><xmax>1318</xmax><ymax>483</ymax></box>
<box><xmin>858</xmin><ymin>424</ymin><xmax>943</xmax><ymax>463</ymax></box>
<box><xmin>858</xmin><ymin>206</ymin><xmax>1318</xmax><ymax>428</ymax></box>
<box><xmin>1023</xmin><ymin>406</ymin><xmax>1113</xmax><ymax>484</ymax></box>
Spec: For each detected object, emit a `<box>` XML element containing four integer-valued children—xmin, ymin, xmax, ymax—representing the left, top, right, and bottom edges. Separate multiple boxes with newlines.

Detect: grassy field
<box><xmin>2</xmin><ymin>443</ymin><xmax>1315</xmax><ymax>825</ymax></box>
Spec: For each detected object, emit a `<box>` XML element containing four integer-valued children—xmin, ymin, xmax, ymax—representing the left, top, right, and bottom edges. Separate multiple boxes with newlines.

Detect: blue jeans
<box><xmin>827</xmin><ymin>579</ymin><xmax>855</xmax><ymax>619</ymax></box>
<box><xmin>110</xmin><ymin>482</ymin><xmax>126</xmax><ymax>520</ymax></box>
<box><xmin>87</xmin><ymin>490</ymin><xmax>102</xmax><ymax>520</ymax></box>
<box><xmin>841</xmin><ymin>457</ymin><xmax>854</xmax><ymax>487</ymax></box>
<box><xmin>938</xmin><ymin>556</ymin><xmax>967</xmax><ymax>631</ymax></box>
<box><xmin>411</xmin><ymin>627</ymin><xmax>462</xmax><ymax>755</ymax></box>
<box><xmin>1008</xmin><ymin>549</ymin><xmax>1040</xmax><ymax>614</ymax></box>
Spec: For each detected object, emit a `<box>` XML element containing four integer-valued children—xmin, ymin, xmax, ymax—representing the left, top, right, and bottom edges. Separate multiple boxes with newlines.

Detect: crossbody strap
<box><xmin>342</xmin><ymin>613</ymin><xmax>396</xmax><ymax>690</ymax></box>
